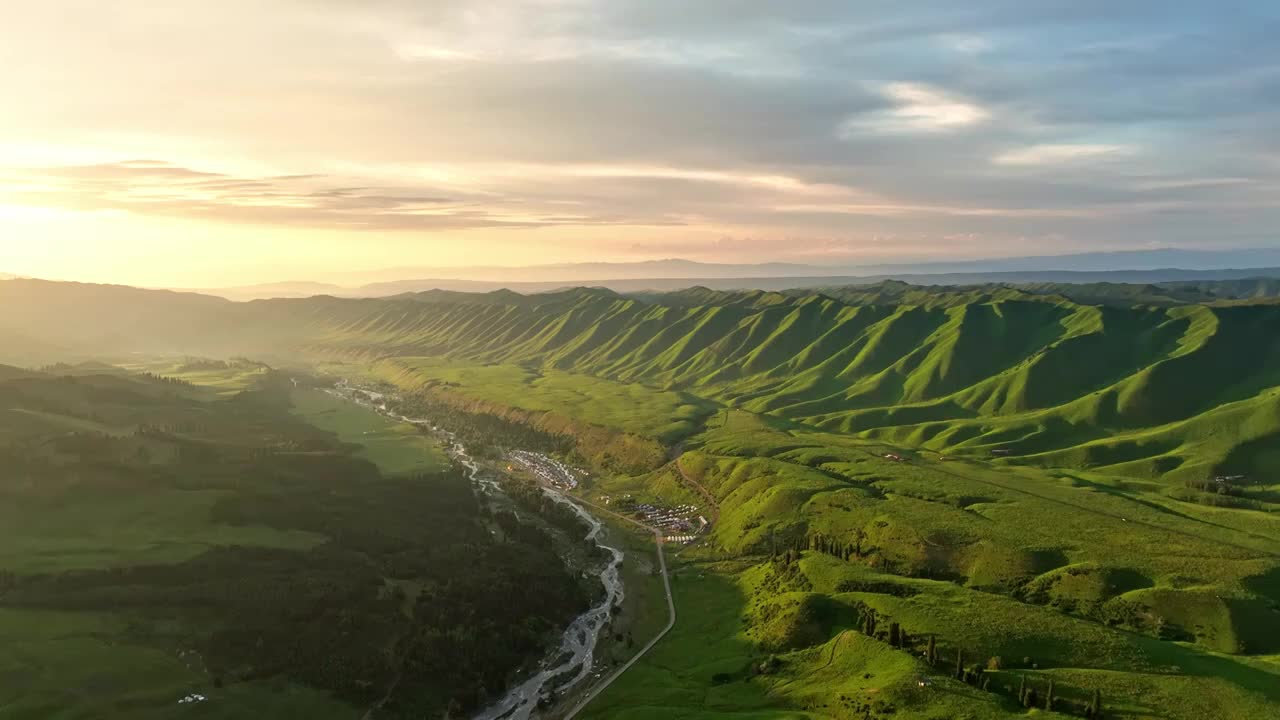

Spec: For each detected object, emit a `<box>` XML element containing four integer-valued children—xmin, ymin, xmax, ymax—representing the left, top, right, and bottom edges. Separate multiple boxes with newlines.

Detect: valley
<box><xmin>1</xmin><ymin>278</ymin><xmax>1278</xmax><ymax>719</ymax></box>
<box><xmin>12</xmin><ymin>3</ymin><xmax>1280</xmax><ymax>717</ymax></box>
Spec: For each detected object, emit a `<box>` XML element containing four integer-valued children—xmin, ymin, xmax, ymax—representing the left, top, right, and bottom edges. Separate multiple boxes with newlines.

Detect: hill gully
<box><xmin>322</xmin><ymin>379</ymin><xmax>625</xmax><ymax>718</ymax></box>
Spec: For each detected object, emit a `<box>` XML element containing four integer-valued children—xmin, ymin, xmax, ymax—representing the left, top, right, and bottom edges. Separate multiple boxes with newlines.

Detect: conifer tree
<box><xmin>954</xmin><ymin>648</ymin><xmax>964</xmax><ymax>679</ymax></box>
<box><xmin>1045</xmin><ymin>679</ymin><xmax>1055</xmax><ymax>711</ymax></box>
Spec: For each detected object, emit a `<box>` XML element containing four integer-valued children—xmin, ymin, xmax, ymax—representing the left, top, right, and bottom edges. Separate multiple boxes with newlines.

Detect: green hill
<box><xmin>244</xmin><ymin>289</ymin><xmax>1280</xmax><ymax>486</ymax></box>
<box><xmin>4</xmin><ymin>280</ymin><xmax>1280</xmax><ymax>485</ymax></box>
<box><xmin>4</xmin><ymin>279</ymin><xmax>1280</xmax><ymax>718</ymax></box>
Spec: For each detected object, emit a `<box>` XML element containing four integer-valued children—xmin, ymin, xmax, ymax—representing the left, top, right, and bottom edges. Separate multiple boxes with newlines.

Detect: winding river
<box><xmin>322</xmin><ymin>382</ymin><xmax>625</xmax><ymax>719</ymax></box>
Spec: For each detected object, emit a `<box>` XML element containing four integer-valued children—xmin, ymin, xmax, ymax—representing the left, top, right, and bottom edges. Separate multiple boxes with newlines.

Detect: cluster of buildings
<box><xmin>606</xmin><ymin>496</ymin><xmax>708</xmax><ymax>544</ymax></box>
<box><xmin>177</xmin><ymin>694</ymin><xmax>208</xmax><ymax>705</ymax></box>
<box><xmin>508</xmin><ymin>450</ymin><xmax>584</xmax><ymax>490</ymax></box>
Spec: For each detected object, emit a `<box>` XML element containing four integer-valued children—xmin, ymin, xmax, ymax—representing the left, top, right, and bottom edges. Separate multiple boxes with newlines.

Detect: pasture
<box><xmin>289</xmin><ymin>387</ymin><xmax>447</xmax><ymax>475</ymax></box>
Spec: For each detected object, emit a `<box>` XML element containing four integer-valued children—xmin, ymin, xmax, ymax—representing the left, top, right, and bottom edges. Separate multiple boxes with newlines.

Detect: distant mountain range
<box><xmin>305</xmin><ymin>248</ymin><xmax>1280</xmax><ymax>284</ymax></box>
<box><xmin>195</xmin><ymin>266</ymin><xmax>1280</xmax><ymax>301</ymax></box>
<box><xmin>171</xmin><ymin>248</ymin><xmax>1280</xmax><ymax>300</ymax></box>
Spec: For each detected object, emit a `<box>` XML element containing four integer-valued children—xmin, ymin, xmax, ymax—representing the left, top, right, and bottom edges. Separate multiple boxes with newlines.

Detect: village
<box><xmin>506</xmin><ymin>451</ymin><xmax>711</xmax><ymax>544</ymax></box>
<box><xmin>507</xmin><ymin>450</ymin><xmax>585</xmax><ymax>490</ymax></box>
<box><xmin>599</xmin><ymin>495</ymin><xmax>709</xmax><ymax>544</ymax></box>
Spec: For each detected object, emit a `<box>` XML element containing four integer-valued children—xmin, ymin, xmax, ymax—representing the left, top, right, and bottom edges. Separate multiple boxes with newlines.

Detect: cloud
<box><xmin>2</xmin><ymin>0</ymin><xmax>1280</xmax><ymax>264</ymax></box>
<box><xmin>993</xmin><ymin>144</ymin><xmax>1134</xmax><ymax>166</ymax></box>
<box><xmin>840</xmin><ymin>83</ymin><xmax>988</xmax><ymax>136</ymax></box>
<box><xmin>0</xmin><ymin>161</ymin><xmax>674</xmax><ymax>231</ymax></box>
<box><xmin>938</xmin><ymin>34</ymin><xmax>993</xmax><ymax>54</ymax></box>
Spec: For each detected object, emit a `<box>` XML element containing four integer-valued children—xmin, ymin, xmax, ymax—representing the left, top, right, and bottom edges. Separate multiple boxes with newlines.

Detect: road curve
<box><xmin>562</xmin><ymin>529</ymin><xmax>675</xmax><ymax>720</ymax></box>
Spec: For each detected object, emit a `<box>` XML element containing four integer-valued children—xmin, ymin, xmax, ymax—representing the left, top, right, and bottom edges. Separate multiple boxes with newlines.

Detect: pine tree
<box><xmin>1018</xmin><ymin>675</ymin><xmax>1027</xmax><ymax>705</ymax></box>
<box><xmin>954</xmin><ymin>647</ymin><xmax>964</xmax><ymax>679</ymax></box>
<box><xmin>1045</xmin><ymin>679</ymin><xmax>1055</xmax><ymax>711</ymax></box>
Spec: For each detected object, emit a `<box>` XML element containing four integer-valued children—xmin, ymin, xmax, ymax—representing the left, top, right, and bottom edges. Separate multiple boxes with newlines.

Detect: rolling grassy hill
<box><xmin>4</xmin><ymin>278</ymin><xmax>1280</xmax><ymax>485</ymax></box>
<box><xmin>5</xmin><ymin>278</ymin><xmax>1280</xmax><ymax>718</ymax></box>
<box><xmin>243</xmin><ymin>287</ymin><xmax>1280</xmax><ymax>488</ymax></box>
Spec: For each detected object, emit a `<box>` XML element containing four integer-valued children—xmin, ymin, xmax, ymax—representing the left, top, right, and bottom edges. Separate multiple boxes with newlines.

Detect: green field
<box><xmin>370</xmin><ymin>357</ymin><xmax>716</xmax><ymax>444</ymax></box>
<box><xmin>0</xmin><ymin>609</ymin><xmax>351</xmax><ymax>720</ymax></box>
<box><xmin>289</xmin><ymin>386</ymin><xmax>447</xmax><ymax>475</ymax></box>
<box><xmin>569</xmin><ymin>405</ymin><xmax>1280</xmax><ymax>719</ymax></box>
<box><xmin>287</xmin><ymin>287</ymin><xmax>1280</xmax><ymax>720</ymax></box>
<box><xmin>0</xmin><ymin>489</ymin><xmax>321</xmax><ymax>574</ymax></box>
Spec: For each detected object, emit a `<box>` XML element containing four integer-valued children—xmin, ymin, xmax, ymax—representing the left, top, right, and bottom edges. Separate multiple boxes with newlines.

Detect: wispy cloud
<box><xmin>993</xmin><ymin>144</ymin><xmax>1134</xmax><ymax>166</ymax></box>
<box><xmin>0</xmin><ymin>161</ymin><xmax>676</xmax><ymax>230</ymax></box>
<box><xmin>840</xmin><ymin>83</ymin><xmax>988</xmax><ymax>137</ymax></box>
<box><xmin>3</xmin><ymin>0</ymin><xmax>1280</xmax><ymax>275</ymax></box>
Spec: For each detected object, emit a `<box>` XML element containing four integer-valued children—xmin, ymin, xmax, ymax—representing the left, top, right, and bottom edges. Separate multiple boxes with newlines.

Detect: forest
<box><xmin>0</xmin><ymin>367</ymin><xmax>591</xmax><ymax>718</ymax></box>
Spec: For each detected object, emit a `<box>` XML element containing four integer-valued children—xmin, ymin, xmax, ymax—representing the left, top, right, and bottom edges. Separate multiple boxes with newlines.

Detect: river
<box><xmin>321</xmin><ymin>381</ymin><xmax>625</xmax><ymax>719</ymax></box>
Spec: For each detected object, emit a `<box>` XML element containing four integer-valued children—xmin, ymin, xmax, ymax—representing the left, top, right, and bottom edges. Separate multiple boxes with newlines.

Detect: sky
<box><xmin>2</xmin><ymin>0</ymin><xmax>1279</xmax><ymax>286</ymax></box>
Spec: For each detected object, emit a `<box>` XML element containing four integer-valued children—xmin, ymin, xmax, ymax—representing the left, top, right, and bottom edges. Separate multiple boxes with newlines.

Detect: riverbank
<box><xmin>320</xmin><ymin>379</ymin><xmax>632</xmax><ymax>719</ymax></box>
<box><xmin>553</xmin><ymin>511</ymin><xmax>676</xmax><ymax>720</ymax></box>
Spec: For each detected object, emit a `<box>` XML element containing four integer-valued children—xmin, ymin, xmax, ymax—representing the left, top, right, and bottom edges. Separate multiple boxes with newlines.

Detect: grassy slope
<box><xmin>5</xmin><ymin>281</ymin><xmax>1280</xmax><ymax>484</ymax></box>
<box><xmin>579</xmin><ymin>410</ymin><xmax>1280</xmax><ymax>720</ymax></box>
<box><xmin>246</xmin><ymin>288</ymin><xmax>1280</xmax><ymax>717</ymax></box>
<box><xmin>6</xmin><ymin>282</ymin><xmax>1280</xmax><ymax>717</ymax></box>
<box><xmin>244</xmin><ymin>289</ymin><xmax>1280</xmax><ymax>487</ymax></box>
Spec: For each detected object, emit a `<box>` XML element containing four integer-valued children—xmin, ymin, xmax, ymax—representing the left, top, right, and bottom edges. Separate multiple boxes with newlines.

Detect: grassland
<box><xmin>234</xmin><ymin>287</ymin><xmax>1280</xmax><ymax>496</ymax></box>
<box><xmin>369</xmin><ymin>357</ymin><xmax>716</xmax><ymax>444</ymax></box>
<box><xmin>0</xmin><ymin>488</ymin><xmax>322</xmax><ymax>574</ymax></box>
<box><xmin>6</xmin><ymin>280</ymin><xmax>1280</xmax><ymax>718</ymax></box>
<box><xmin>0</xmin><ymin>609</ymin><xmax>351</xmax><ymax>720</ymax></box>
<box><xmin>285</xmin><ymin>289</ymin><xmax>1280</xmax><ymax>718</ymax></box>
<box><xmin>566</xmin><ymin>406</ymin><xmax>1280</xmax><ymax>719</ymax></box>
<box><xmin>8</xmin><ymin>281</ymin><xmax>1280</xmax><ymax>487</ymax></box>
<box><xmin>289</xmin><ymin>386</ymin><xmax>447</xmax><ymax>475</ymax></box>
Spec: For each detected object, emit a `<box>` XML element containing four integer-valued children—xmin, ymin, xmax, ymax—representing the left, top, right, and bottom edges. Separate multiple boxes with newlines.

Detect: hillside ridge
<box><xmin>4</xmin><ymin>279</ymin><xmax>1280</xmax><ymax>481</ymax></box>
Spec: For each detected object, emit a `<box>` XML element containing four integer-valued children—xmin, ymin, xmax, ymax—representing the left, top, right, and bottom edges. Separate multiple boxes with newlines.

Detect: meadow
<box><xmin>289</xmin><ymin>386</ymin><xmax>447</xmax><ymax>474</ymax></box>
<box><xmin>363</xmin><ymin>363</ymin><xmax>1279</xmax><ymax>718</ymax></box>
<box><xmin>370</xmin><ymin>357</ymin><xmax>716</xmax><ymax>444</ymax></box>
<box><xmin>569</xmin><ymin>406</ymin><xmax>1280</xmax><ymax>719</ymax></box>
